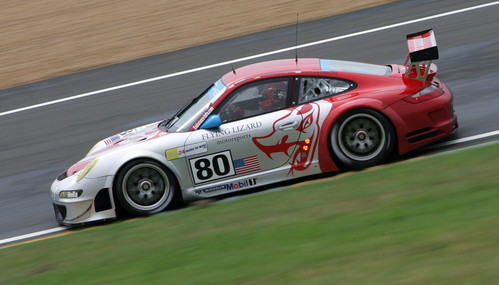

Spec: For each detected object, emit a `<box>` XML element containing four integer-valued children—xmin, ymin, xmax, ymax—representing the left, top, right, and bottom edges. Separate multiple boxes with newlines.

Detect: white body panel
<box><xmin>50</xmin><ymin>101</ymin><xmax>333</xmax><ymax>225</ymax></box>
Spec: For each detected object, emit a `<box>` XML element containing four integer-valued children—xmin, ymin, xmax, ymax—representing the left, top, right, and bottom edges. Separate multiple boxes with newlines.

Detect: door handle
<box><xmin>277</xmin><ymin>121</ymin><xmax>300</xmax><ymax>131</ymax></box>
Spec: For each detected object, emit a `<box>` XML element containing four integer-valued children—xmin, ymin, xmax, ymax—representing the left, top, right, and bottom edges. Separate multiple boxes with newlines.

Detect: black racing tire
<box><xmin>114</xmin><ymin>159</ymin><xmax>177</xmax><ymax>216</ymax></box>
<box><xmin>330</xmin><ymin>109</ymin><xmax>395</xmax><ymax>170</ymax></box>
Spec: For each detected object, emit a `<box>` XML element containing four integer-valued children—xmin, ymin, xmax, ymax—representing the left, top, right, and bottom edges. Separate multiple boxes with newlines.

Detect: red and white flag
<box><xmin>406</xmin><ymin>29</ymin><xmax>438</xmax><ymax>62</ymax></box>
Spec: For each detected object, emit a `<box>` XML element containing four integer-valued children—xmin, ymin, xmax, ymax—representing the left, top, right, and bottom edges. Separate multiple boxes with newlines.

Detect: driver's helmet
<box><xmin>258</xmin><ymin>82</ymin><xmax>287</xmax><ymax>111</ymax></box>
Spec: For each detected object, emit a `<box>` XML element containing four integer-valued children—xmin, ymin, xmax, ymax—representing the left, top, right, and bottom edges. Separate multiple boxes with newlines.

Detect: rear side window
<box><xmin>297</xmin><ymin>77</ymin><xmax>355</xmax><ymax>104</ymax></box>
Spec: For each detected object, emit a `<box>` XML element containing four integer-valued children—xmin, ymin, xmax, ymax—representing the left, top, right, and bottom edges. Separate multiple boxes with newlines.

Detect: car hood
<box><xmin>63</xmin><ymin>122</ymin><xmax>170</xmax><ymax>179</ymax></box>
<box><xmin>87</xmin><ymin>121</ymin><xmax>168</xmax><ymax>157</ymax></box>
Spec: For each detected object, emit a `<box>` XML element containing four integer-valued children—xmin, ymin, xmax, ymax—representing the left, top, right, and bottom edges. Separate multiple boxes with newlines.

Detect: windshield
<box><xmin>162</xmin><ymin>79</ymin><xmax>226</xmax><ymax>132</ymax></box>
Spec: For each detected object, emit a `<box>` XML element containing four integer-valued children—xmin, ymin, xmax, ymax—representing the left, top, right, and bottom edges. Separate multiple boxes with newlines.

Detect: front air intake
<box><xmin>95</xmin><ymin>188</ymin><xmax>112</xmax><ymax>212</ymax></box>
<box><xmin>53</xmin><ymin>204</ymin><xmax>67</xmax><ymax>223</ymax></box>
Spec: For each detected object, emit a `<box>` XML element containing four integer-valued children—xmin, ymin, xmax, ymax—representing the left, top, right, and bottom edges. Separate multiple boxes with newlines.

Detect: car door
<box><xmin>184</xmin><ymin>77</ymin><xmax>304</xmax><ymax>185</ymax></box>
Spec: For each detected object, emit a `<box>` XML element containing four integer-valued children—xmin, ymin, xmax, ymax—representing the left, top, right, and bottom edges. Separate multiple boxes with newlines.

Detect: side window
<box><xmin>216</xmin><ymin>78</ymin><xmax>291</xmax><ymax>123</ymax></box>
<box><xmin>297</xmin><ymin>77</ymin><xmax>354</xmax><ymax>104</ymax></box>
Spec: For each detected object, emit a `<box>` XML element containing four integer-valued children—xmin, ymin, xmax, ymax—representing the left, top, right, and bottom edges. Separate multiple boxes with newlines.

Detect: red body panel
<box><xmin>214</xmin><ymin>59</ymin><xmax>456</xmax><ymax>173</ymax></box>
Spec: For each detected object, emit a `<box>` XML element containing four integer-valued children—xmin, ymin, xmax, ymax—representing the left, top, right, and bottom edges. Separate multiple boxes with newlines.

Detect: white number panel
<box><xmin>189</xmin><ymin>150</ymin><xmax>236</xmax><ymax>184</ymax></box>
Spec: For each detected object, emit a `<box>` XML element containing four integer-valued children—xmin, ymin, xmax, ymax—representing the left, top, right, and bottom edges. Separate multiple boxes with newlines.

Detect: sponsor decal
<box><xmin>234</xmin><ymin>155</ymin><xmax>260</xmax><ymax>175</ymax></box>
<box><xmin>118</xmin><ymin>126</ymin><xmax>147</xmax><ymax>136</ymax></box>
<box><xmin>194</xmin><ymin>178</ymin><xmax>258</xmax><ymax>194</ymax></box>
<box><xmin>103</xmin><ymin>125</ymin><xmax>151</xmax><ymax>146</ymax></box>
<box><xmin>231</xmin><ymin>122</ymin><xmax>262</xmax><ymax>133</ymax></box>
<box><xmin>201</xmin><ymin>122</ymin><xmax>262</xmax><ymax>140</ymax></box>
<box><xmin>66</xmin><ymin>191</ymin><xmax>80</xmax><ymax>198</ymax></box>
<box><xmin>165</xmin><ymin>142</ymin><xmax>208</xmax><ymax>161</ymax></box>
<box><xmin>406</xmin><ymin>29</ymin><xmax>438</xmax><ymax>63</ymax></box>
<box><xmin>192</xmin><ymin>106</ymin><xmax>214</xmax><ymax>130</ymax></box>
<box><xmin>216</xmin><ymin>134</ymin><xmax>252</xmax><ymax>145</ymax></box>
<box><xmin>202</xmin><ymin>129</ymin><xmax>231</xmax><ymax>140</ymax></box>
<box><xmin>166</xmin><ymin>148</ymin><xmax>180</xmax><ymax>160</ymax></box>
<box><xmin>185</xmin><ymin>143</ymin><xmax>208</xmax><ymax>155</ymax></box>
<box><xmin>209</xmin><ymin>79</ymin><xmax>227</xmax><ymax>103</ymax></box>
<box><xmin>407</xmin><ymin>30</ymin><xmax>437</xmax><ymax>53</ymax></box>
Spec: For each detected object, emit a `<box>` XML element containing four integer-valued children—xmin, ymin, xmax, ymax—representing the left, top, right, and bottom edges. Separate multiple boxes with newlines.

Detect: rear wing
<box><xmin>403</xmin><ymin>29</ymin><xmax>439</xmax><ymax>82</ymax></box>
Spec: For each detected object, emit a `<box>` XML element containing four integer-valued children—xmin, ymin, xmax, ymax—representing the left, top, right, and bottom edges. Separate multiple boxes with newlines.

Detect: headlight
<box><xmin>77</xmin><ymin>157</ymin><xmax>99</xmax><ymax>182</ymax></box>
<box><xmin>59</xmin><ymin>190</ymin><xmax>83</xmax><ymax>199</ymax></box>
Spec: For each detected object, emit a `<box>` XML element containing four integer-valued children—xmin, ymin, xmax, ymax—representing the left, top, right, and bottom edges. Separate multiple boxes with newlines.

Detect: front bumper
<box><xmin>51</xmin><ymin>175</ymin><xmax>117</xmax><ymax>225</ymax></box>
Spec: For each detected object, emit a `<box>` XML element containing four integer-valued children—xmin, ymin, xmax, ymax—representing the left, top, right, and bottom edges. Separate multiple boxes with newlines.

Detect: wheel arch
<box><xmin>318</xmin><ymin>98</ymin><xmax>400</xmax><ymax>171</ymax></box>
<box><xmin>87</xmin><ymin>149</ymin><xmax>183</xmax><ymax>205</ymax></box>
<box><xmin>111</xmin><ymin>156</ymin><xmax>182</xmax><ymax>216</ymax></box>
<box><xmin>111</xmin><ymin>156</ymin><xmax>181</xmax><ymax>193</ymax></box>
<box><xmin>94</xmin><ymin>148</ymin><xmax>183</xmax><ymax>188</ymax></box>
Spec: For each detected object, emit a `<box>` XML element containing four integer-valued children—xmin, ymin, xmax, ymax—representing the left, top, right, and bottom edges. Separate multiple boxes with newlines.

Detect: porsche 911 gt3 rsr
<box><xmin>51</xmin><ymin>30</ymin><xmax>457</xmax><ymax>225</ymax></box>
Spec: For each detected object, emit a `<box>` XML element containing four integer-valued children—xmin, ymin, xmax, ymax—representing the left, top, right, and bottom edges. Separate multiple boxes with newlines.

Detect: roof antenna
<box><xmin>295</xmin><ymin>13</ymin><xmax>299</xmax><ymax>64</ymax></box>
<box><xmin>230</xmin><ymin>61</ymin><xmax>236</xmax><ymax>74</ymax></box>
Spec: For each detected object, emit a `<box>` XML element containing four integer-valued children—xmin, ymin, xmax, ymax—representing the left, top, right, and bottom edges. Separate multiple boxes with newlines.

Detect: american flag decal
<box><xmin>104</xmin><ymin>135</ymin><xmax>121</xmax><ymax>145</ymax></box>
<box><xmin>234</xmin><ymin>155</ymin><xmax>260</xmax><ymax>175</ymax></box>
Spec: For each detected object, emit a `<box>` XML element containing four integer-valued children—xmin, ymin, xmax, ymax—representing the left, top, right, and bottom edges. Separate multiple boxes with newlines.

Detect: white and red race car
<box><xmin>51</xmin><ymin>30</ymin><xmax>457</xmax><ymax>225</ymax></box>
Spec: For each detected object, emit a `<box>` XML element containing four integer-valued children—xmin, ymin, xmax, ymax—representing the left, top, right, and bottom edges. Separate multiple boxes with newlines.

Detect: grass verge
<box><xmin>1</xmin><ymin>142</ymin><xmax>498</xmax><ymax>284</ymax></box>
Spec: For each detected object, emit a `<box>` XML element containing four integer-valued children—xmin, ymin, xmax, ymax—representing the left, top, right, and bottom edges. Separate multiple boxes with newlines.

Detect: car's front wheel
<box><xmin>330</xmin><ymin>109</ymin><xmax>395</xmax><ymax>170</ymax></box>
<box><xmin>114</xmin><ymin>159</ymin><xmax>176</xmax><ymax>216</ymax></box>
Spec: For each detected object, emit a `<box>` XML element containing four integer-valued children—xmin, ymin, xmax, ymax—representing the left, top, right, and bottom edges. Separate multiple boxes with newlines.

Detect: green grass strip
<box><xmin>1</xmin><ymin>142</ymin><xmax>498</xmax><ymax>284</ymax></box>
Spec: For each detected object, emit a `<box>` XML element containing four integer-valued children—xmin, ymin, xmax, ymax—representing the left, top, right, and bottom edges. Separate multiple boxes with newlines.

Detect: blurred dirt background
<box><xmin>0</xmin><ymin>0</ymin><xmax>393</xmax><ymax>90</ymax></box>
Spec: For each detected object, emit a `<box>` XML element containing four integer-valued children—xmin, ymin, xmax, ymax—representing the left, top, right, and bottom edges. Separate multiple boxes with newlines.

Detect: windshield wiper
<box><xmin>158</xmin><ymin>84</ymin><xmax>212</xmax><ymax>131</ymax></box>
<box><xmin>163</xmin><ymin>116</ymin><xmax>179</xmax><ymax>129</ymax></box>
<box><xmin>159</xmin><ymin>96</ymin><xmax>200</xmax><ymax>130</ymax></box>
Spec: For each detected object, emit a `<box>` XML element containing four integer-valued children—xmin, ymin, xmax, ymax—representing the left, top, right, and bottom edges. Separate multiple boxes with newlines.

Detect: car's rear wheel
<box><xmin>330</xmin><ymin>109</ymin><xmax>395</xmax><ymax>170</ymax></box>
<box><xmin>114</xmin><ymin>159</ymin><xmax>176</xmax><ymax>216</ymax></box>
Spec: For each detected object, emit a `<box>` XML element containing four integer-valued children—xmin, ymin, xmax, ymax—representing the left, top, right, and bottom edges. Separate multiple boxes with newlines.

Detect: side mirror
<box><xmin>200</xmin><ymin>114</ymin><xmax>222</xmax><ymax>129</ymax></box>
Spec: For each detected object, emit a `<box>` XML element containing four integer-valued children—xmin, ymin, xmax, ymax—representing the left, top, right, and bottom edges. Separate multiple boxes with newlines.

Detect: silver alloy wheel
<box><xmin>337</xmin><ymin>113</ymin><xmax>386</xmax><ymax>161</ymax></box>
<box><xmin>121</xmin><ymin>163</ymin><xmax>171</xmax><ymax>211</ymax></box>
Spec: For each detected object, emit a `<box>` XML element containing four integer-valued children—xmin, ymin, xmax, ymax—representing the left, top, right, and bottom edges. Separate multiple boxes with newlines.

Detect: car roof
<box><xmin>221</xmin><ymin>58</ymin><xmax>321</xmax><ymax>86</ymax></box>
<box><xmin>221</xmin><ymin>58</ymin><xmax>392</xmax><ymax>87</ymax></box>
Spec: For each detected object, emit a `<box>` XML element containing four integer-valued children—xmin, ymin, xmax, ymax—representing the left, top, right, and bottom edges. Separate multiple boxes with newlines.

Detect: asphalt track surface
<box><xmin>1</xmin><ymin>0</ymin><xmax>498</xmax><ymax>243</ymax></box>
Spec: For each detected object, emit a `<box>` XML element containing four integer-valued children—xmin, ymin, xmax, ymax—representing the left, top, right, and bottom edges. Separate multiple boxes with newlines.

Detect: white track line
<box><xmin>1</xmin><ymin>1</ymin><xmax>498</xmax><ymax>117</ymax></box>
<box><xmin>0</xmin><ymin>227</ymin><xmax>66</xmax><ymax>247</ymax></box>
<box><xmin>1</xmin><ymin>130</ymin><xmax>498</xmax><ymax>248</ymax></box>
<box><xmin>435</xmin><ymin>130</ymin><xmax>499</xmax><ymax>147</ymax></box>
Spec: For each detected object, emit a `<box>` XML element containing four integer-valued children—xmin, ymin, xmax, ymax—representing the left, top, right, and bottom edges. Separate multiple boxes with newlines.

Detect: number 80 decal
<box><xmin>189</xmin><ymin>150</ymin><xmax>235</xmax><ymax>184</ymax></box>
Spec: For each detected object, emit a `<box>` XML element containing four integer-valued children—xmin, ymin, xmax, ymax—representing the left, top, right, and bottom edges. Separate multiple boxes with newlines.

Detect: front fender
<box><xmin>84</xmin><ymin>140</ymin><xmax>186</xmax><ymax>188</ymax></box>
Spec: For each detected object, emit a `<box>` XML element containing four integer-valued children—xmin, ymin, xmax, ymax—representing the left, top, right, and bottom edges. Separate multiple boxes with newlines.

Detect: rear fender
<box><xmin>317</xmin><ymin>98</ymin><xmax>404</xmax><ymax>172</ymax></box>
